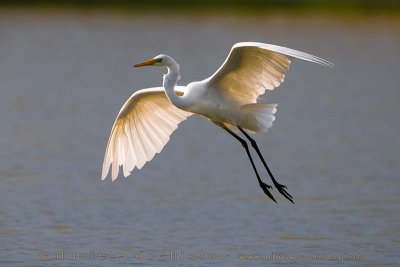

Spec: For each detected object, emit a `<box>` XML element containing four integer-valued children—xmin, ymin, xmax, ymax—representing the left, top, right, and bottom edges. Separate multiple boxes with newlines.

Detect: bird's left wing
<box><xmin>206</xmin><ymin>42</ymin><xmax>333</xmax><ymax>104</ymax></box>
<box><xmin>102</xmin><ymin>87</ymin><xmax>192</xmax><ymax>181</ymax></box>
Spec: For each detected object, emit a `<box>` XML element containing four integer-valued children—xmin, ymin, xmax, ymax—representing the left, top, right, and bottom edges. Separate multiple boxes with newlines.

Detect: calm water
<box><xmin>0</xmin><ymin>10</ymin><xmax>399</xmax><ymax>266</ymax></box>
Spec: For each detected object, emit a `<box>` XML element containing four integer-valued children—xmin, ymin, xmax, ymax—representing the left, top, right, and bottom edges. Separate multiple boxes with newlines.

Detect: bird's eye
<box><xmin>156</xmin><ymin>58</ymin><xmax>163</xmax><ymax>63</ymax></box>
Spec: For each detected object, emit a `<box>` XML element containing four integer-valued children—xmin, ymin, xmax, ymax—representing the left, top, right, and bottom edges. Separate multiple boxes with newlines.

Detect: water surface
<box><xmin>0</xmin><ymin>10</ymin><xmax>399</xmax><ymax>266</ymax></box>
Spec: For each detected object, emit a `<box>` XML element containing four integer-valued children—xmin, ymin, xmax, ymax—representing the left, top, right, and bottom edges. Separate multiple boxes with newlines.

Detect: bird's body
<box><xmin>177</xmin><ymin>81</ymin><xmax>258</xmax><ymax>131</ymax></box>
<box><xmin>102</xmin><ymin>42</ymin><xmax>333</xmax><ymax>203</ymax></box>
<box><xmin>185</xmin><ymin>84</ymin><xmax>272</xmax><ymax>133</ymax></box>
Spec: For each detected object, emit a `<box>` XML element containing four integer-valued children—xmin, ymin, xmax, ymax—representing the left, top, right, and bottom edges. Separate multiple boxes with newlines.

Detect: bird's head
<box><xmin>134</xmin><ymin>54</ymin><xmax>175</xmax><ymax>68</ymax></box>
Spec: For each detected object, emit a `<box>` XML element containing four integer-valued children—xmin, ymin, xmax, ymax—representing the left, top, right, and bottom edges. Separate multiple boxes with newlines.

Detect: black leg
<box><xmin>238</xmin><ymin>126</ymin><xmax>294</xmax><ymax>204</ymax></box>
<box><xmin>221</xmin><ymin>125</ymin><xmax>277</xmax><ymax>203</ymax></box>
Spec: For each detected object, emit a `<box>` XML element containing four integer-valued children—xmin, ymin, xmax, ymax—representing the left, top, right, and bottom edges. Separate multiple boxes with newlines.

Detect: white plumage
<box><xmin>102</xmin><ymin>41</ymin><xmax>332</xmax><ymax>199</ymax></box>
<box><xmin>207</xmin><ymin>42</ymin><xmax>332</xmax><ymax>105</ymax></box>
<box><xmin>102</xmin><ymin>87</ymin><xmax>191</xmax><ymax>181</ymax></box>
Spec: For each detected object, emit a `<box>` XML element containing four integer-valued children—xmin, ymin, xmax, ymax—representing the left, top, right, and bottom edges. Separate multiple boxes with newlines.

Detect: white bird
<box><xmin>102</xmin><ymin>42</ymin><xmax>333</xmax><ymax>203</ymax></box>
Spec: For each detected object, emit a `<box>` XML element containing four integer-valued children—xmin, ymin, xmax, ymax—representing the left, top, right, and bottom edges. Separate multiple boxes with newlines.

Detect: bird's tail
<box><xmin>240</xmin><ymin>103</ymin><xmax>278</xmax><ymax>132</ymax></box>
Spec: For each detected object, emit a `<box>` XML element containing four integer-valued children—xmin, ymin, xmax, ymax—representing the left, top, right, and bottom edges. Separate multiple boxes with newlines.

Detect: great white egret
<box><xmin>102</xmin><ymin>42</ymin><xmax>333</xmax><ymax>203</ymax></box>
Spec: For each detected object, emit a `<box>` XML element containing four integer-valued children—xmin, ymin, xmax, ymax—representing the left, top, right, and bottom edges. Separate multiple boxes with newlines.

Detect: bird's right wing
<box><xmin>102</xmin><ymin>87</ymin><xmax>192</xmax><ymax>181</ymax></box>
<box><xmin>206</xmin><ymin>42</ymin><xmax>333</xmax><ymax>104</ymax></box>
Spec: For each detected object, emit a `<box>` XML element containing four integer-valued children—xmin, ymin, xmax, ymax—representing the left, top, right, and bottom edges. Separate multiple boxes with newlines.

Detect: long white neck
<box><xmin>163</xmin><ymin>62</ymin><xmax>189</xmax><ymax>110</ymax></box>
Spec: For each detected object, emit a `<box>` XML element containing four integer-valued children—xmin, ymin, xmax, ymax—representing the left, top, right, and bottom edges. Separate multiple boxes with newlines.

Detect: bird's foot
<box><xmin>259</xmin><ymin>182</ymin><xmax>277</xmax><ymax>203</ymax></box>
<box><xmin>274</xmin><ymin>183</ymin><xmax>294</xmax><ymax>204</ymax></box>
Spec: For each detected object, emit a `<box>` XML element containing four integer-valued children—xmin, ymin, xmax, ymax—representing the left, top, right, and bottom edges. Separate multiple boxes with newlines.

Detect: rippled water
<box><xmin>0</xmin><ymin>9</ymin><xmax>399</xmax><ymax>266</ymax></box>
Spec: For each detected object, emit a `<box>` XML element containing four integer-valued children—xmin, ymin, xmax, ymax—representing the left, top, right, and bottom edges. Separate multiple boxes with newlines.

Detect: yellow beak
<box><xmin>134</xmin><ymin>58</ymin><xmax>159</xmax><ymax>67</ymax></box>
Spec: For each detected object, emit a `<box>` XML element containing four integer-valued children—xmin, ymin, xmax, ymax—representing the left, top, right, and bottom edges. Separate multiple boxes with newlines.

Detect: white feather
<box><xmin>102</xmin><ymin>86</ymin><xmax>192</xmax><ymax>181</ymax></box>
<box><xmin>207</xmin><ymin>42</ymin><xmax>333</xmax><ymax>105</ymax></box>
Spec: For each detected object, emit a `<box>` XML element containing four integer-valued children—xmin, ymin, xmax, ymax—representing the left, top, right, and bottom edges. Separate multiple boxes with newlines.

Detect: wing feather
<box><xmin>102</xmin><ymin>87</ymin><xmax>192</xmax><ymax>181</ymax></box>
<box><xmin>207</xmin><ymin>42</ymin><xmax>333</xmax><ymax>104</ymax></box>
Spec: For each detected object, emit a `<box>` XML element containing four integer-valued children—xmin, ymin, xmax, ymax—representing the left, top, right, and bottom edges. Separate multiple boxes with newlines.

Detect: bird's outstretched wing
<box><xmin>102</xmin><ymin>87</ymin><xmax>192</xmax><ymax>181</ymax></box>
<box><xmin>207</xmin><ymin>42</ymin><xmax>333</xmax><ymax>104</ymax></box>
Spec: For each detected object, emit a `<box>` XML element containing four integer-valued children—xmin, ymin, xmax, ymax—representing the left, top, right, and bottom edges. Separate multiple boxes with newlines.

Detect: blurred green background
<box><xmin>1</xmin><ymin>0</ymin><xmax>399</xmax><ymax>13</ymax></box>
